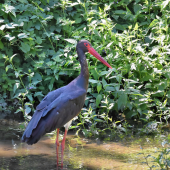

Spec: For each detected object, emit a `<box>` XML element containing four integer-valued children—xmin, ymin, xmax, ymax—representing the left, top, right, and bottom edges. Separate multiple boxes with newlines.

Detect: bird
<box><xmin>22</xmin><ymin>40</ymin><xmax>112</xmax><ymax>167</ymax></box>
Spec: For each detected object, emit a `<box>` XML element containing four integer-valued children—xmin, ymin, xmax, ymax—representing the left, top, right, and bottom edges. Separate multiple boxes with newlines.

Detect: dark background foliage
<box><xmin>0</xmin><ymin>0</ymin><xmax>170</xmax><ymax>137</ymax></box>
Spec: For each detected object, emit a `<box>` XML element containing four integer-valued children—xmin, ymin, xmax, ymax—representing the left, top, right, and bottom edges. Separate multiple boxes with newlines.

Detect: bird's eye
<box><xmin>84</xmin><ymin>42</ymin><xmax>90</xmax><ymax>49</ymax></box>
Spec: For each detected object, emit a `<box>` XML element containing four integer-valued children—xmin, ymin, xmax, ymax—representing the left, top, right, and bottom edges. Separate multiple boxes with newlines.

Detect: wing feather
<box><xmin>22</xmin><ymin>85</ymin><xmax>86</xmax><ymax>145</ymax></box>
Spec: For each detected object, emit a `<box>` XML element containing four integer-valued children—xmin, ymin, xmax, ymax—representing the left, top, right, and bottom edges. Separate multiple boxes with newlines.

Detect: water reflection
<box><xmin>0</xmin><ymin>120</ymin><xmax>157</xmax><ymax>170</ymax></box>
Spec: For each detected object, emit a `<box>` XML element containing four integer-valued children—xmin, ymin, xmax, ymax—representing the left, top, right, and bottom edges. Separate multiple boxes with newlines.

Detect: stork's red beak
<box><xmin>88</xmin><ymin>47</ymin><xmax>112</xmax><ymax>69</ymax></box>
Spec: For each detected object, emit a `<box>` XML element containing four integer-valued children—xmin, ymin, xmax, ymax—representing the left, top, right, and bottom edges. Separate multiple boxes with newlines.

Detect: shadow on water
<box><xmin>0</xmin><ymin>119</ymin><xmax>161</xmax><ymax>170</ymax></box>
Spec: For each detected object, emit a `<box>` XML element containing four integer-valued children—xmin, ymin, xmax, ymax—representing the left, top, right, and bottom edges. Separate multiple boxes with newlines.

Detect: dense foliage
<box><xmin>0</xmin><ymin>0</ymin><xmax>170</xmax><ymax>136</ymax></box>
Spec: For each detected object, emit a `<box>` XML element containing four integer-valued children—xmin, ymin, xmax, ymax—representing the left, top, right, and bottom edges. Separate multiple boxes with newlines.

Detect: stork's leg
<box><xmin>61</xmin><ymin>129</ymin><xmax>68</xmax><ymax>167</ymax></box>
<box><xmin>56</xmin><ymin>128</ymin><xmax>60</xmax><ymax>166</ymax></box>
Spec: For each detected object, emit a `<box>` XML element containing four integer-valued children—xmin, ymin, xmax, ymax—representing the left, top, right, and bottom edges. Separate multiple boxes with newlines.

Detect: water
<box><xmin>0</xmin><ymin>119</ymin><xmax>161</xmax><ymax>170</ymax></box>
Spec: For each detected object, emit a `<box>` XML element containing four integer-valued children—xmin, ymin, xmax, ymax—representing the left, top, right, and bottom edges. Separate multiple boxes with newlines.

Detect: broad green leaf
<box><xmin>118</xmin><ymin>93</ymin><xmax>127</xmax><ymax>111</ymax></box>
<box><xmin>36</xmin><ymin>37</ymin><xmax>42</xmax><ymax>44</ymax></box>
<box><xmin>97</xmin><ymin>82</ymin><xmax>102</xmax><ymax>93</ymax></box>
<box><xmin>34</xmin><ymin>92</ymin><xmax>44</xmax><ymax>97</ymax></box>
<box><xmin>75</xmin><ymin>18</ymin><xmax>82</xmax><ymax>23</ymax></box>
<box><xmin>20</xmin><ymin>42</ymin><xmax>30</xmax><ymax>53</ymax></box>
<box><xmin>27</xmin><ymin>94</ymin><xmax>33</xmax><ymax>101</ymax></box>
<box><xmin>32</xmin><ymin>73</ymin><xmax>42</xmax><ymax>85</ymax></box>
<box><xmin>134</xmin><ymin>4</ymin><xmax>142</xmax><ymax>14</ymax></box>
<box><xmin>102</xmin><ymin>78</ymin><xmax>107</xmax><ymax>89</ymax></box>
<box><xmin>30</xmin><ymin>15</ymin><xmax>37</xmax><ymax>19</ymax></box>
<box><xmin>89</xmin><ymin>79</ymin><xmax>98</xmax><ymax>84</ymax></box>
<box><xmin>49</xmin><ymin>78</ymin><xmax>55</xmax><ymax>91</ymax></box>
<box><xmin>96</xmin><ymin>94</ymin><xmax>102</xmax><ymax>107</ymax></box>
<box><xmin>105</xmin><ymin>86</ymin><xmax>115</xmax><ymax>91</ymax></box>
<box><xmin>100</xmin><ymin>71</ymin><xmax>109</xmax><ymax>76</ymax></box>
<box><xmin>25</xmin><ymin>106</ymin><xmax>31</xmax><ymax>115</ymax></box>
<box><xmin>148</xmin><ymin>19</ymin><xmax>158</xmax><ymax>28</ymax></box>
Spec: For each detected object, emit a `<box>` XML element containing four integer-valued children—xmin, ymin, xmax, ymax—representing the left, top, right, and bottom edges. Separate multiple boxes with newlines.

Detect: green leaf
<box><xmin>10</xmin><ymin>54</ymin><xmax>17</xmax><ymax>62</ymax></box>
<box><xmin>148</xmin><ymin>19</ymin><xmax>159</xmax><ymax>28</ymax></box>
<box><xmin>118</xmin><ymin>93</ymin><xmax>127</xmax><ymax>111</ymax></box>
<box><xmin>100</xmin><ymin>71</ymin><xmax>109</xmax><ymax>76</ymax></box>
<box><xmin>18</xmin><ymin>33</ymin><xmax>28</xmax><ymax>39</ymax></box>
<box><xmin>32</xmin><ymin>73</ymin><xmax>42</xmax><ymax>85</ymax></box>
<box><xmin>95</xmin><ymin>118</ymin><xmax>103</xmax><ymax>122</ymax></box>
<box><xmin>161</xmin><ymin>0</ymin><xmax>170</xmax><ymax>11</ymax></box>
<box><xmin>27</xmin><ymin>94</ymin><xmax>33</xmax><ymax>101</ymax></box>
<box><xmin>114</xmin><ymin>10</ymin><xmax>127</xmax><ymax>14</ymax></box>
<box><xmin>34</xmin><ymin>92</ymin><xmax>44</xmax><ymax>97</ymax></box>
<box><xmin>36</xmin><ymin>37</ymin><xmax>42</xmax><ymax>44</ymax></box>
<box><xmin>97</xmin><ymin>82</ymin><xmax>102</xmax><ymax>93</ymax></box>
<box><xmin>6</xmin><ymin>65</ymin><xmax>13</xmax><ymax>72</ymax></box>
<box><xmin>64</xmin><ymin>39</ymin><xmax>77</xmax><ymax>44</ymax></box>
<box><xmin>49</xmin><ymin>78</ymin><xmax>55</xmax><ymax>91</ymax></box>
<box><xmin>75</xmin><ymin>18</ymin><xmax>82</xmax><ymax>23</ymax></box>
<box><xmin>102</xmin><ymin>78</ymin><xmax>107</xmax><ymax>89</ymax></box>
<box><xmin>20</xmin><ymin>42</ymin><xmax>30</xmax><ymax>53</ymax></box>
<box><xmin>89</xmin><ymin>79</ymin><xmax>98</xmax><ymax>84</ymax></box>
<box><xmin>105</xmin><ymin>86</ymin><xmax>115</xmax><ymax>91</ymax></box>
<box><xmin>134</xmin><ymin>4</ymin><xmax>142</xmax><ymax>14</ymax></box>
<box><xmin>0</xmin><ymin>40</ymin><xmax>4</xmax><ymax>49</ymax></box>
<box><xmin>25</xmin><ymin>106</ymin><xmax>31</xmax><ymax>115</ymax></box>
<box><xmin>6</xmin><ymin>23</ymin><xmax>15</xmax><ymax>29</ymax></box>
<box><xmin>96</xmin><ymin>94</ymin><xmax>102</xmax><ymax>107</ymax></box>
<box><xmin>13</xmin><ymin>82</ymin><xmax>20</xmax><ymax>93</ymax></box>
<box><xmin>4</xmin><ymin>34</ymin><xmax>15</xmax><ymax>41</ymax></box>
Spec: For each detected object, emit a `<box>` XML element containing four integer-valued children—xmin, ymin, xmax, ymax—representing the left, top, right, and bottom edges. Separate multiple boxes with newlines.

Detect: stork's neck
<box><xmin>76</xmin><ymin>48</ymin><xmax>89</xmax><ymax>90</ymax></box>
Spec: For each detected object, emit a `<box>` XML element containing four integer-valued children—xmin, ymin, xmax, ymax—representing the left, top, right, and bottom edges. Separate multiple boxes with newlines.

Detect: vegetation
<box><xmin>0</xmin><ymin>0</ymin><xmax>170</xmax><ymax>137</ymax></box>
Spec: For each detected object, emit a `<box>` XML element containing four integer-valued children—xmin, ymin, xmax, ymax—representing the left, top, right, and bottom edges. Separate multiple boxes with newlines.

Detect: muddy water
<box><xmin>0</xmin><ymin>120</ymin><xmax>160</xmax><ymax>170</ymax></box>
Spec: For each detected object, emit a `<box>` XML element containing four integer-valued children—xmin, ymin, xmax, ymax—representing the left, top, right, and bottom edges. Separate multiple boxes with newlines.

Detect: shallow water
<box><xmin>0</xmin><ymin>119</ymin><xmax>162</xmax><ymax>170</ymax></box>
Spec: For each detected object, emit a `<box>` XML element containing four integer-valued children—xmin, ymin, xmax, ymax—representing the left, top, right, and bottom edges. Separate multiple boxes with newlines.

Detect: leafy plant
<box><xmin>0</xmin><ymin>0</ymin><xmax>170</xmax><ymax>137</ymax></box>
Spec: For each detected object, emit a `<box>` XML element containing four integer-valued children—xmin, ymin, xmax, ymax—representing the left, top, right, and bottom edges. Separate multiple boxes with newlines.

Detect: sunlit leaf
<box><xmin>25</xmin><ymin>106</ymin><xmax>31</xmax><ymax>115</ymax></box>
<box><xmin>64</xmin><ymin>39</ymin><xmax>77</xmax><ymax>44</ymax></box>
<box><xmin>89</xmin><ymin>79</ymin><xmax>98</xmax><ymax>84</ymax></box>
<box><xmin>18</xmin><ymin>33</ymin><xmax>28</xmax><ymax>39</ymax></box>
<box><xmin>13</xmin><ymin>82</ymin><xmax>20</xmax><ymax>93</ymax></box>
<box><xmin>161</xmin><ymin>0</ymin><xmax>170</xmax><ymax>11</ymax></box>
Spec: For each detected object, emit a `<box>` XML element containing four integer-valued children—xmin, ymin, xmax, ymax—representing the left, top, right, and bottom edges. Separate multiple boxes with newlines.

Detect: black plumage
<box><xmin>21</xmin><ymin>40</ymin><xmax>112</xmax><ymax>167</ymax></box>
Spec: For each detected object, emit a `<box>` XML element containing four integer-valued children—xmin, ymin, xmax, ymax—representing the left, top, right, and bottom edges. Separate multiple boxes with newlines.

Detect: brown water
<box><xmin>0</xmin><ymin>119</ymin><xmax>162</xmax><ymax>170</ymax></box>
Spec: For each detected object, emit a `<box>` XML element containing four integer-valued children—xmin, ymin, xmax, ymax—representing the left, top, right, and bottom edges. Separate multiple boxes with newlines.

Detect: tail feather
<box><xmin>22</xmin><ymin>109</ymin><xmax>59</xmax><ymax>145</ymax></box>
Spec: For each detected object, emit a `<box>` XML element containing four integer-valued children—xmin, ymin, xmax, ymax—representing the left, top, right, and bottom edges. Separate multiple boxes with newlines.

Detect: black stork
<box><xmin>22</xmin><ymin>40</ymin><xmax>112</xmax><ymax>167</ymax></box>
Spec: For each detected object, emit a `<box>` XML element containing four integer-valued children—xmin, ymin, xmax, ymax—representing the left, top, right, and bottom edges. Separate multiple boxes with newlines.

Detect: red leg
<box><xmin>56</xmin><ymin>129</ymin><xmax>60</xmax><ymax>167</ymax></box>
<box><xmin>61</xmin><ymin>129</ymin><xmax>68</xmax><ymax>168</ymax></box>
